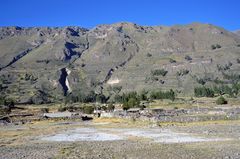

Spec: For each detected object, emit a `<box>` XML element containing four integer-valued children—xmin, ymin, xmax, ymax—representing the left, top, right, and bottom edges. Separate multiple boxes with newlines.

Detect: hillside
<box><xmin>0</xmin><ymin>22</ymin><xmax>240</xmax><ymax>104</ymax></box>
<box><xmin>234</xmin><ymin>30</ymin><xmax>240</xmax><ymax>36</ymax></box>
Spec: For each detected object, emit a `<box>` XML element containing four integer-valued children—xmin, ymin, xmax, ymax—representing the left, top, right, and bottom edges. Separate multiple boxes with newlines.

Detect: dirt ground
<box><xmin>0</xmin><ymin>118</ymin><xmax>240</xmax><ymax>159</ymax></box>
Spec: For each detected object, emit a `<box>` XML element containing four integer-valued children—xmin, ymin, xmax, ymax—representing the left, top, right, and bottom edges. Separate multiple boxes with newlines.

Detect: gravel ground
<box><xmin>1</xmin><ymin>120</ymin><xmax>240</xmax><ymax>159</ymax></box>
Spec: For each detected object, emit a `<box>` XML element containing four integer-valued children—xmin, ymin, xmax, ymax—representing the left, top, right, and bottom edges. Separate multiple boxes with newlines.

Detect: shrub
<box><xmin>216</xmin><ymin>96</ymin><xmax>228</xmax><ymax>105</ymax></box>
<box><xmin>101</xmin><ymin>106</ymin><xmax>107</xmax><ymax>111</ymax></box>
<box><xmin>211</xmin><ymin>45</ymin><xmax>216</xmax><ymax>50</ymax></box>
<box><xmin>122</xmin><ymin>98</ymin><xmax>140</xmax><ymax>110</ymax></box>
<box><xmin>0</xmin><ymin>96</ymin><xmax>5</xmax><ymax>105</ymax></box>
<box><xmin>237</xmin><ymin>58</ymin><xmax>240</xmax><ymax>64</ymax></box>
<box><xmin>196</xmin><ymin>78</ymin><xmax>206</xmax><ymax>85</ymax></box>
<box><xmin>194</xmin><ymin>87</ymin><xmax>214</xmax><ymax>97</ymax></box>
<box><xmin>122</xmin><ymin>103</ymin><xmax>130</xmax><ymax>111</ymax></box>
<box><xmin>169</xmin><ymin>58</ymin><xmax>176</xmax><ymax>63</ymax></box>
<box><xmin>150</xmin><ymin>89</ymin><xmax>175</xmax><ymax>101</ymax></box>
<box><xmin>66</xmin><ymin>106</ymin><xmax>76</xmax><ymax>112</ymax></box>
<box><xmin>211</xmin><ymin>44</ymin><xmax>221</xmax><ymax>50</ymax></box>
<box><xmin>185</xmin><ymin>55</ymin><xmax>192</xmax><ymax>61</ymax></box>
<box><xmin>83</xmin><ymin>106</ymin><xmax>94</xmax><ymax>114</ymax></box>
<box><xmin>147</xmin><ymin>53</ymin><xmax>152</xmax><ymax>57</ymax></box>
<box><xmin>58</xmin><ymin>106</ymin><xmax>67</xmax><ymax>112</ymax></box>
<box><xmin>176</xmin><ymin>69</ymin><xmax>189</xmax><ymax>76</ymax></box>
<box><xmin>107</xmin><ymin>103</ymin><xmax>115</xmax><ymax>112</ymax></box>
<box><xmin>64</xmin><ymin>91</ymin><xmax>103</xmax><ymax>104</ymax></box>
<box><xmin>128</xmin><ymin>98</ymin><xmax>139</xmax><ymax>108</ymax></box>
<box><xmin>151</xmin><ymin>69</ymin><xmax>168</xmax><ymax>76</ymax></box>
<box><xmin>216</xmin><ymin>44</ymin><xmax>221</xmax><ymax>49</ymax></box>
<box><xmin>139</xmin><ymin>90</ymin><xmax>148</xmax><ymax>101</ymax></box>
<box><xmin>96</xmin><ymin>94</ymin><xmax>107</xmax><ymax>103</ymax></box>
<box><xmin>0</xmin><ymin>106</ymin><xmax>11</xmax><ymax>115</ymax></box>
<box><xmin>40</xmin><ymin>108</ymin><xmax>49</xmax><ymax>113</ymax></box>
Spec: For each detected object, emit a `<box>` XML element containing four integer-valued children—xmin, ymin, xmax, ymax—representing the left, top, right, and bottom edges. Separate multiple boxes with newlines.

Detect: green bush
<box><xmin>83</xmin><ymin>106</ymin><xmax>94</xmax><ymax>114</ymax></box>
<box><xmin>150</xmin><ymin>89</ymin><xmax>175</xmax><ymax>101</ymax></box>
<box><xmin>194</xmin><ymin>87</ymin><xmax>214</xmax><ymax>97</ymax></box>
<box><xmin>216</xmin><ymin>96</ymin><xmax>228</xmax><ymax>105</ymax></box>
<box><xmin>122</xmin><ymin>97</ymin><xmax>140</xmax><ymax>110</ymax></box>
<box><xmin>0</xmin><ymin>96</ymin><xmax>5</xmax><ymax>105</ymax></box>
<box><xmin>107</xmin><ymin>103</ymin><xmax>115</xmax><ymax>111</ymax></box>
<box><xmin>151</xmin><ymin>69</ymin><xmax>168</xmax><ymax>76</ymax></box>
<box><xmin>65</xmin><ymin>91</ymin><xmax>107</xmax><ymax>104</ymax></box>
<box><xmin>122</xmin><ymin>103</ymin><xmax>130</xmax><ymax>111</ymax></box>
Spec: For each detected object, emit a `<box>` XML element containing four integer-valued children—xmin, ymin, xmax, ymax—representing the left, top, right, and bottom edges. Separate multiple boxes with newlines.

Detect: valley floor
<box><xmin>1</xmin><ymin>118</ymin><xmax>240</xmax><ymax>159</ymax></box>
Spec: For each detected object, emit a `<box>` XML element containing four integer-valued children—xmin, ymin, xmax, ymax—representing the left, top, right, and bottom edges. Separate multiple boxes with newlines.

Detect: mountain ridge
<box><xmin>0</xmin><ymin>22</ymin><xmax>240</xmax><ymax>104</ymax></box>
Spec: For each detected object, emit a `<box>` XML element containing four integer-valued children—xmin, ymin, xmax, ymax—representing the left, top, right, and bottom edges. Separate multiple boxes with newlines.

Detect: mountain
<box><xmin>234</xmin><ymin>30</ymin><xmax>240</xmax><ymax>36</ymax></box>
<box><xmin>0</xmin><ymin>22</ymin><xmax>240</xmax><ymax>104</ymax></box>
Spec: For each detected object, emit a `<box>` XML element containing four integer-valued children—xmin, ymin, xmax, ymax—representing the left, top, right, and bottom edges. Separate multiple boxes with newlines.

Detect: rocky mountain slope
<box><xmin>0</xmin><ymin>22</ymin><xmax>240</xmax><ymax>103</ymax></box>
<box><xmin>234</xmin><ymin>30</ymin><xmax>240</xmax><ymax>36</ymax></box>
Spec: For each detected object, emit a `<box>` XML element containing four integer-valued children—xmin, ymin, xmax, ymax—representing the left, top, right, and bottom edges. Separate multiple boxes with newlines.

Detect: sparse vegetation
<box><xmin>217</xmin><ymin>62</ymin><xmax>232</xmax><ymax>71</ymax></box>
<box><xmin>211</xmin><ymin>44</ymin><xmax>221</xmax><ymax>50</ymax></box>
<box><xmin>177</xmin><ymin>69</ymin><xmax>189</xmax><ymax>76</ymax></box>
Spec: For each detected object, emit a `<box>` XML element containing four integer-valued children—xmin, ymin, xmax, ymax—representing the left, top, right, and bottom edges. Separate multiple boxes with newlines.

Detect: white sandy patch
<box><xmin>41</xmin><ymin>128</ymin><xmax>124</xmax><ymax>142</ymax></box>
<box><xmin>122</xmin><ymin>129</ymin><xmax>223</xmax><ymax>143</ymax></box>
<box><xmin>41</xmin><ymin>127</ymin><xmax>229</xmax><ymax>143</ymax></box>
<box><xmin>107</xmin><ymin>78</ymin><xmax>120</xmax><ymax>85</ymax></box>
